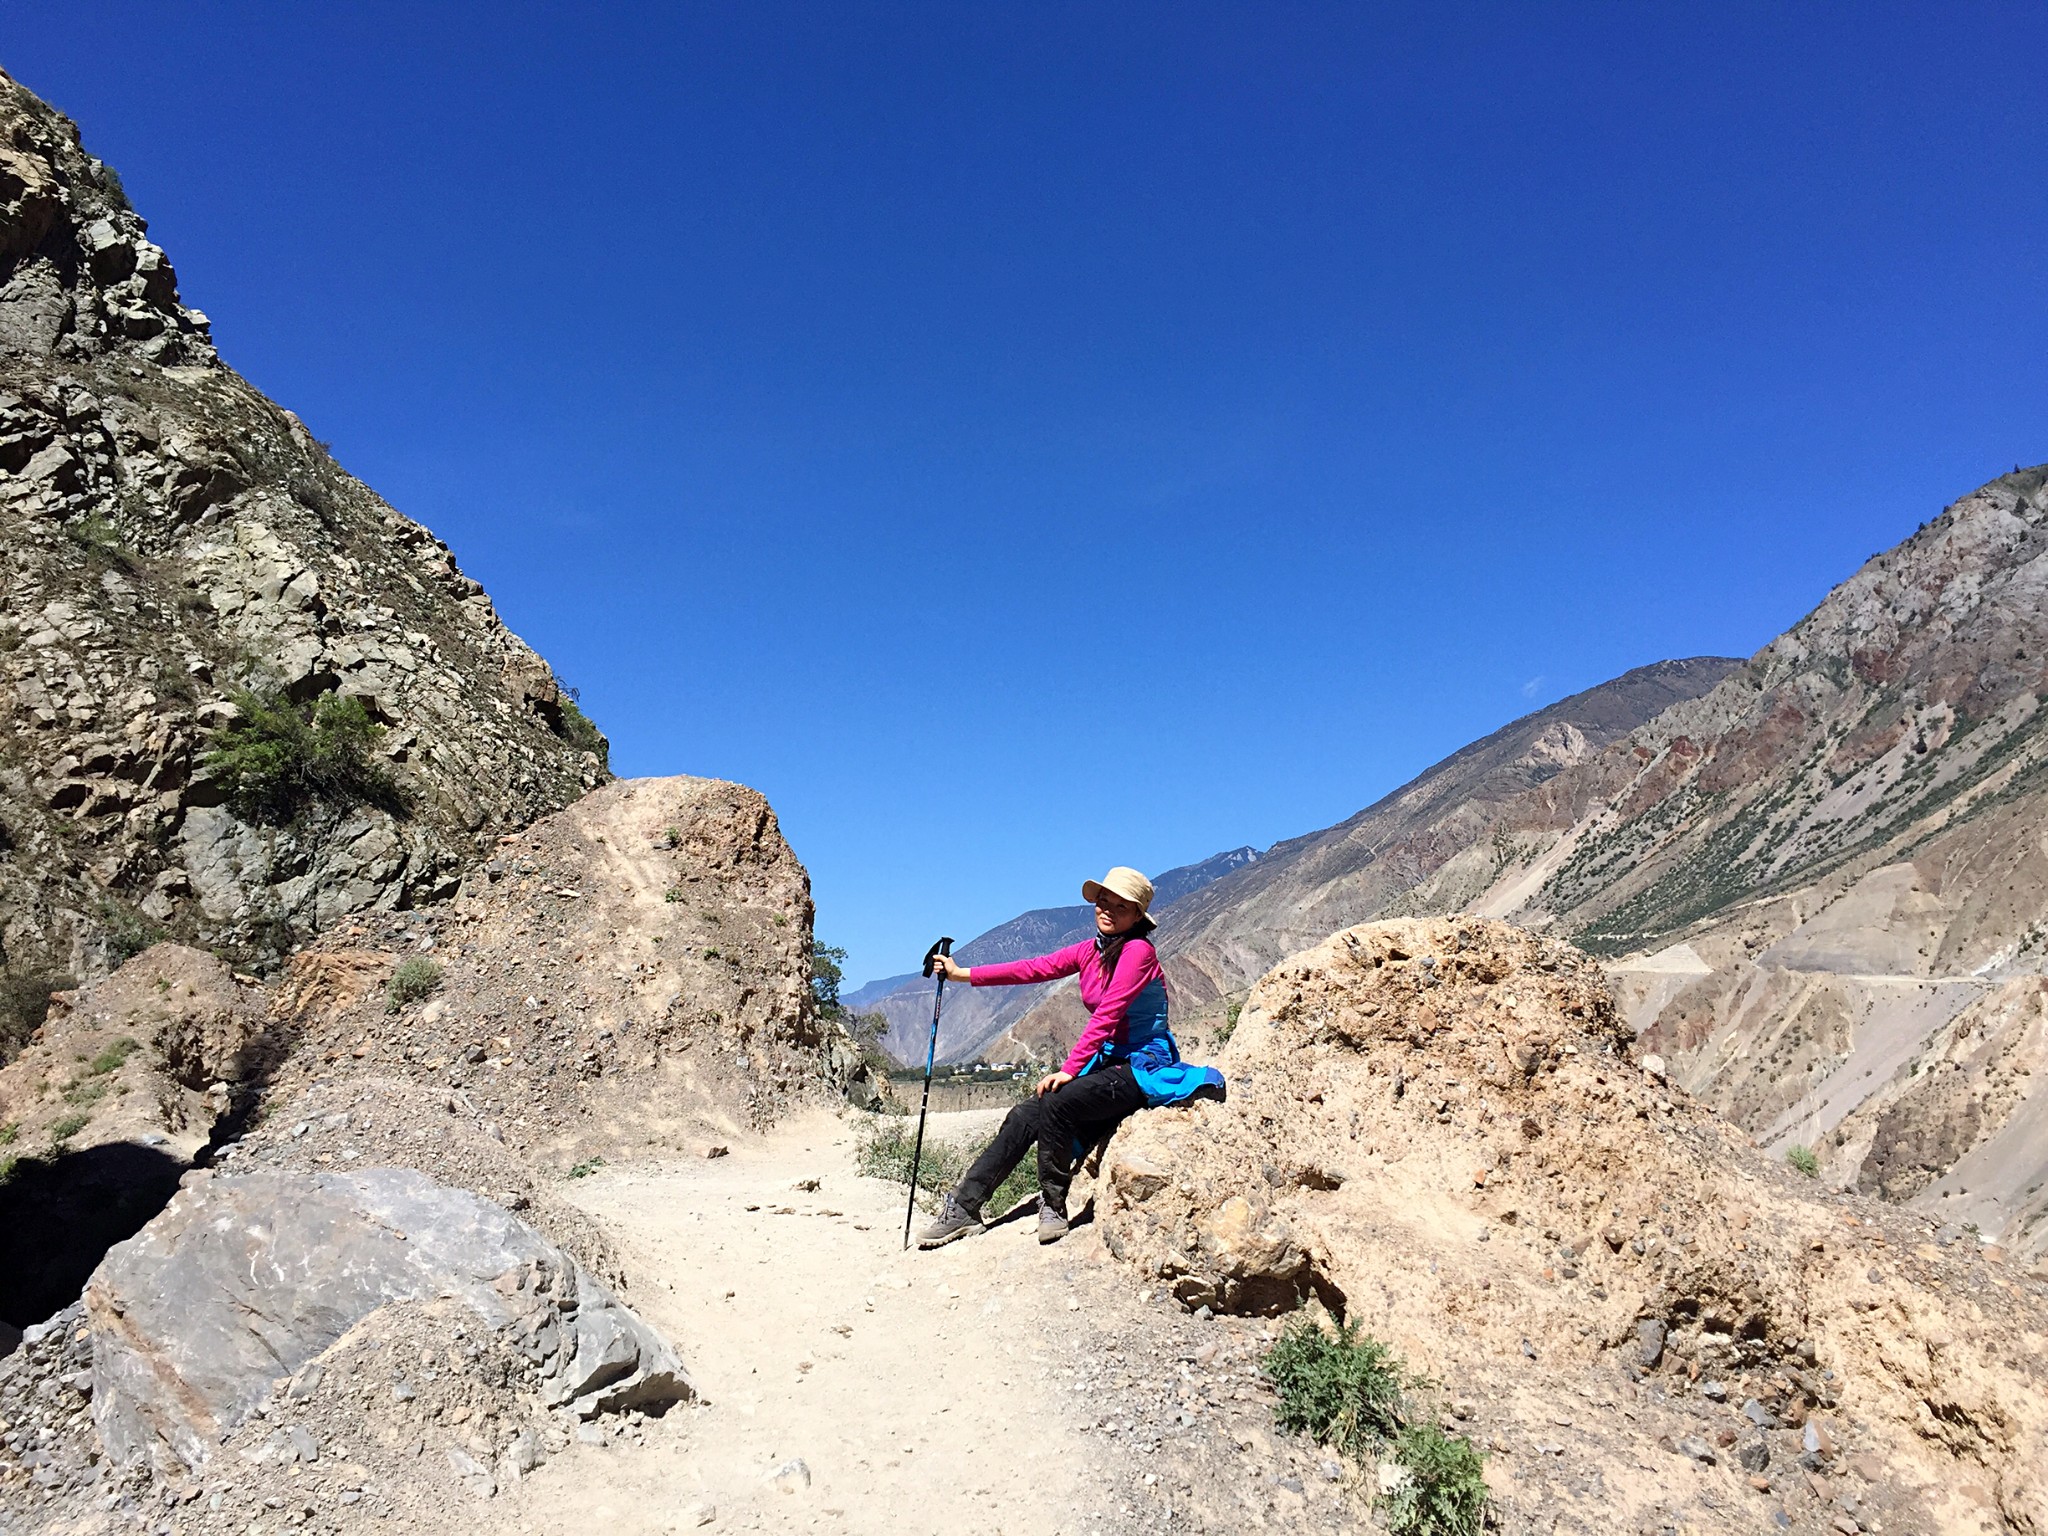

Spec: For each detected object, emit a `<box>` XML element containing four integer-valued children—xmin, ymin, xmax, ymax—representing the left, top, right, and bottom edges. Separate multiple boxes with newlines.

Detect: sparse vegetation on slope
<box><xmin>203</xmin><ymin>689</ymin><xmax>405</xmax><ymax>825</ymax></box>
<box><xmin>1263</xmin><ymin>1318</ymin><xmax>1488</xmax><ymax>1535</ymax></box>
<box><xmin>384</xmin><ymin>957</ymin><xmax>443</xmax><ymax>1013</ymax></box>
<box><xmin>855</xmin><ymin>1115</ymin><xmax>1038</xmax><ymax>1215</ymax></box>
<box><xmin>1264</xmin><ymin>1316</ymin><xmax>1407</xmax><ymax>1455</ymax></box>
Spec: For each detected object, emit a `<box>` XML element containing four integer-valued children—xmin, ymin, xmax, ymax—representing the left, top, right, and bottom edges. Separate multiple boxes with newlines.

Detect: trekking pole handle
<box><xmin>921</xmin><ymin>936</ymin><xmax>954</xmax><ymax>977</ymax></box>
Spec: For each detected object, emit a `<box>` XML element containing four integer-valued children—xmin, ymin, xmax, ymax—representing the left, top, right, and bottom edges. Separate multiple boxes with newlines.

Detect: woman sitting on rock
<box><xmin>918</xmin><ymin>867</ymin><xmax>1224</xmax><ymax>1249</ymax></box>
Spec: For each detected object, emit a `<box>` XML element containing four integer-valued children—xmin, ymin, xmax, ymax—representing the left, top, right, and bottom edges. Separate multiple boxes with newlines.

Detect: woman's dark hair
<box><xmin>1095</xmin><ymin>913</ymin><xmax>1157</xmax><ymax>983</ymax></box>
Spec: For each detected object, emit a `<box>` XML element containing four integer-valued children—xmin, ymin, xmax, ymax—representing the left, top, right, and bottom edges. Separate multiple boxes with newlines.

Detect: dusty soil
<box><xmin>457</xmin><ymin>1108</ymin><xmax>1358</xmax><ymax>1536</ymax></box>
<box><xmin>248</xmin><ymin>776</ymin><xmax>855</xmax><ymax>1171</ymax></box>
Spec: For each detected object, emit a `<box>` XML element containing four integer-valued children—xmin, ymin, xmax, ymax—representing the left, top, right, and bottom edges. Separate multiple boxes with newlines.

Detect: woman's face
<box><xmin>1093</xmin><ymin>892</ymin><xmax>1144</xmax><ymax>935</ymax></box>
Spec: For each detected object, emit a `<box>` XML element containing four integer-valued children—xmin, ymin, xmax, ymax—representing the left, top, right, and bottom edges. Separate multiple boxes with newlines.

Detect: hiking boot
<box><xmin>1037</xmin><ymin>1204</ymin><xmax>1070</xmax><ymax>1245</ymax></box>
<box><xmin>917</xmin><ymin>1193</ymin><xmax>982</xmax><ymax>1249</ymax></box>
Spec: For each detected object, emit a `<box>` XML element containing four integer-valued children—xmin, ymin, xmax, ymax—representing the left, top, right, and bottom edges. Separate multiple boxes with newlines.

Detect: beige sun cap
<box><xmin>1081</xmin><ymin>866</ymin><xmax>1155</xmax><ymax>914</ymax></box>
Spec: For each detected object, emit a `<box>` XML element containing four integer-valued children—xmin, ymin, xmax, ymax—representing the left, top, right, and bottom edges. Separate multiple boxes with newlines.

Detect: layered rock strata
<box><xmin>0</xmin><ymin>67</ymin><xmax>603</xmax><ymax>1043</ymax></box>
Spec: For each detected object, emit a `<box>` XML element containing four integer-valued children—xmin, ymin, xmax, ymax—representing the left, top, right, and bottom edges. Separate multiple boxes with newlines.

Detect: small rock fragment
<box><xmin>1636</xmin><ymin>1318</ymin><xmax>1667</xmax><ymax>1369</ymax></box>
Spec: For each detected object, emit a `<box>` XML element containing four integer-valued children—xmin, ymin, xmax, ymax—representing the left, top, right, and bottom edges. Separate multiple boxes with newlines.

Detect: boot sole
<box><xmin>917</xmin><ymin>1223</ymin><xmax>980</xmax><ymax>1250</ymax></box>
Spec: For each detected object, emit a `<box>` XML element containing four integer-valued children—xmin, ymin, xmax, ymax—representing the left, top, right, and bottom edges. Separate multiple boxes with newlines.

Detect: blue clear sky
<box><xmin>8</xmin><ymin>4</ymin><xmax>2044</xmax><ymax>985</ymax></box>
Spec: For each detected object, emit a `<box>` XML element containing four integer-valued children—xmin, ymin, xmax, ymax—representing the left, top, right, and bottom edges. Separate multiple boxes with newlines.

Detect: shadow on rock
<box><xmin>0</xmin><ymin>1139</ymin><xmax>185</xmax><ymax>1328</ymax></box>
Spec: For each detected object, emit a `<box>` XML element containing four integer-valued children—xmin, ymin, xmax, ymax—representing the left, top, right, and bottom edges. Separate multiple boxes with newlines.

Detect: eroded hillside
<box><xmin>0</xmin><ymin>67</ymin><xmax>603</xmax><ymax>1055</ymax></box>
<box><xmin>1091</xmin><ymin>918</ymin><xmax>2048</xmax><ymax>1533</ymax></box>
<box><xmin>1027</xmin><ymin>465</ymin><xmax>2048</xmax><ymax>1257</ymax></box>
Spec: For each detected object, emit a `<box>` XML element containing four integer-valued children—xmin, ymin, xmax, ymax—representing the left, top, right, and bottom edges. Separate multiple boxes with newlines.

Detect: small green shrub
<box><xmin>662</xmin><ymin>825</ymin><xmax>681</xmax><ymax>849</ymax></box>
<box><xmin>1383</xmin><ymin>1422</ymin><xmax>1490</xmax><ymax>1536</ymax></box>
<box><xmin>1786</xmin><ymin>1144</ymin><xmax>1820</xmax><ymax>1177</ymax></box>
<box><xmin>385</xmin><ymin>957</ymin><xmax>443</xmax><ymax>1013</ymax></box>
<box><xmin>87</xmin><ymin>1037</ymin><xmax>140</xmax><ymax>1076</ymax></box>
<box><xmin>1263</xmin><ymin>1320</ymin><xmax>1490</xmax><ymax>1534</ymax></box>
<box><xmin>556</xmin><ymin>692</ymin><xmax>608</xmax><ymax>762</ymax></box>
<box><xmin>0</xmin><ymin>1122</ymin><xmax>17</xmax><ymax>1146</ymax></box>
<box><xmin>1215</xmin><ymin>1000</ymin><xmax>1243</xmax><ymax>1046</ymax></box>
<box><xmin>663</xmin><ymin>887</ymin><xmax>684</xmax><ymax>904</ymax></box>
<box><xmin>103</xmin><ymin>902</ymin><xmax>163</xmax><ymax>963</ymax></box>
<box><xmin>855</xmin><ymin>1115</ymin><xmax>1037</xmax><ymax>1215</ymax></box>
<box><xmin>203</xmin><ymin>689</ymin><xmax>405</xmax><ymax>825</ymax></box>
<box><xmin>62</xmin><ymin>1078</ymin><xmax>111</xmax><ymax>1108</ymax></box>
<box><xmin>811</xmin><ymin>943</ymin><xmax>847</xmax><ymax>1018</ymax></box>
<box><xmin>1265</xmin><ymin>1318</ymin><xmax>1409</xmax><ymax>1458</ymax></box>
<box><xmin>49</xmin><ymin>1111</ymin><xmax>90</xmax><ymax>1143</ymax></box>
<box><xmin>96</xmin><ymin>159</ymin><xmax>129</xmax><ymax>208</ymax></box>
<box><xmin>704</xmin><ymin>947</ymin><xmax>721</xmax><ymax>960</ymax></box>
<box><xmin>64</xmin><ymin>513</ymin><xmax>135</xmax><ymax>568</ymax></box>
<box><xmin>0</xmin><ymin>970</ymin><xmax>73</xmax><ymax>1059</ymax></box>
<box><xmin>567</xmin><ymin>1156</ymin><xmax>605</xmax><ymax>1179</ymax></box>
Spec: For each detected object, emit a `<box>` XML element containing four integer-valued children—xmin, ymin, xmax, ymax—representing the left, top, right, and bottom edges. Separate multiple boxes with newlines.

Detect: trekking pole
<box><xmin>902</xmin><ymin>936</ymin><xmax>954</xmax><ymax>1249</ymax></box>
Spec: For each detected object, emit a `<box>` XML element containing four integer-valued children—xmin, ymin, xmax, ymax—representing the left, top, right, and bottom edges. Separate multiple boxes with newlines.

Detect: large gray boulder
<box><xmin>86</xmin><ymin>1167</ymin><xmax>691</xmax><ymax>1473</ymax></box>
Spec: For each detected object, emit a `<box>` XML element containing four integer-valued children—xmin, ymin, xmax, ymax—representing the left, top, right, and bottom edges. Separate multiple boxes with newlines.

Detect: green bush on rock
<box><xmin>203</xmin><ymin>689</ymin><xmax>406</xmax><ymax>825</ymax></box>
<box><xmin>1384</xmin><ymin>1422</ymin><xmax>1490</xmax><ymax>1536</ymax></box>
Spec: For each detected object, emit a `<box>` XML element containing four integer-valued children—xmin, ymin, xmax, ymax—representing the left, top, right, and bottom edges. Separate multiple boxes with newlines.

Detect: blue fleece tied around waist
<box><xmin>1075</xmin><ymin>976</ymin><xmax>1225</xmax><ymax>1108</ymax></box>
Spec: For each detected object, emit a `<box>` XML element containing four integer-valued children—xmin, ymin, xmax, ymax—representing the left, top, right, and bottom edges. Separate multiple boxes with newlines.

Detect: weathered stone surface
<box><xmin>1088</xmin><ymin>915</ymin><xmax>2048</xmax><ymax>1532</ymax></box>
<box><xmin>0</xmin><ymin>67</ymin><xmax>607</xmax><ymax>1039</ymax></box>
<box><xmin>0</xmin><ymin>943</ymin><xmax>268</xmax><ymax>1163</ymax></box>
<box><xmin>86</xmin><ymin>1167</ymin><xmax>691</xmax><ymax>1473</ymax></box>
<box><xmin>236</xmin><ymin>775</ymin><xmax>856</xmax><ymax>1154</ymax></box>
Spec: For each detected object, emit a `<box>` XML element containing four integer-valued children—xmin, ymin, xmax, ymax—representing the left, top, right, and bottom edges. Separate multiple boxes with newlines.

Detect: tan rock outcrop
<box><xmin>234</xmin><ymin>775</ymin><xmax>854</xmax><ymax>1176</ymax></box>
<box><xmin>0</xmin><ymin>943</ymin><xmax>268</xmax><ymax>1163</ymax></box>
<box><xmin>1094</xmin><ymin>918</ymin><xmax>2048</xmax><ymax>1531</ymax></box>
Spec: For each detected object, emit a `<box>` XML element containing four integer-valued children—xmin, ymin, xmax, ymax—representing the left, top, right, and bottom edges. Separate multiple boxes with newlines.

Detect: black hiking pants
<box><xmin>955</xmin><ymin>1063</ymin><xmax>1144</xmax><ymax>1218</ymax></box>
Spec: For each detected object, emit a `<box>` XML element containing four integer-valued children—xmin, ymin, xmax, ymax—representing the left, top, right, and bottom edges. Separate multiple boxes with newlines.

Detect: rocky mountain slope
<box><xmin>860</xmin><ymin>845</ymin><xmax>1259</xmax><ymax>1065</ymax></box>
<box><xmin>1087</xmin><ymin>917</ymin><xmax>2048</xmax><ymax>1533</ymax></box>
<box><xmin>1017</xmin><ymin>464</ymin><xmax>2048</xmax><ymax>1259</ymax></box>
<box><xmin>0</xmin><ymin>773</ymin><xmax>857</xmax><ymax>1528</ymax></box>
<box><xmin>0</xmin><ymin>66</ymin><xmax>603</xmax><ymax>1057</ymax></box>
<box><xmin>1454</xmin><ymin>466</ymin><xmax>2048</xmax><ymax>1254</ymax></box>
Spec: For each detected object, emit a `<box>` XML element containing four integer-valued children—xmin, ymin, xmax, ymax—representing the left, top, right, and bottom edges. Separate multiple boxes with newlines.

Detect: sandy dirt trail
<box><xmin>481</xmin><ymin>1108</ymin><xmax>1315</xmax><ymax>1536</ymax></box>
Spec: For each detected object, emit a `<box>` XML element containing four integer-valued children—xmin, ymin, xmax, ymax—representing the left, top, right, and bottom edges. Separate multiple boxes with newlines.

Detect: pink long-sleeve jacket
<box><xmin>970</xmin><ymin>937</ymin><xmax>1165</xmax><ymax>1077</ymax></box>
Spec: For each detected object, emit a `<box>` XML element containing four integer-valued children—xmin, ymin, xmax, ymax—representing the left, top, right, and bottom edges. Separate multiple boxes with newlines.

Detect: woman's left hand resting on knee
<box><xmin>1035</xmin><ymin>1070</ymin><xmax>1074</xmax><ymax>1097</ymax></box>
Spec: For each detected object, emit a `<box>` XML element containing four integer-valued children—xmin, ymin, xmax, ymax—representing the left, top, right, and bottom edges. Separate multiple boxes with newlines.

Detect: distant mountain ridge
<box><xmin>1005</xmin><ymin>462</ymin><xmax>2048</xmax><ymax>1256</ymax></box>
<box><xmin>996</xmin><ymin>656</ymin><xmax>1742</xmax><ymax>1057</ymax></box>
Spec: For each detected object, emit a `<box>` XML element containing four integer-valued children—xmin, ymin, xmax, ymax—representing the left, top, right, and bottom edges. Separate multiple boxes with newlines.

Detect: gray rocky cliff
<box><xmin>0</xmin><ymin>68</ymin><xmax>605</xmax><ymax>1049</ymax></box>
